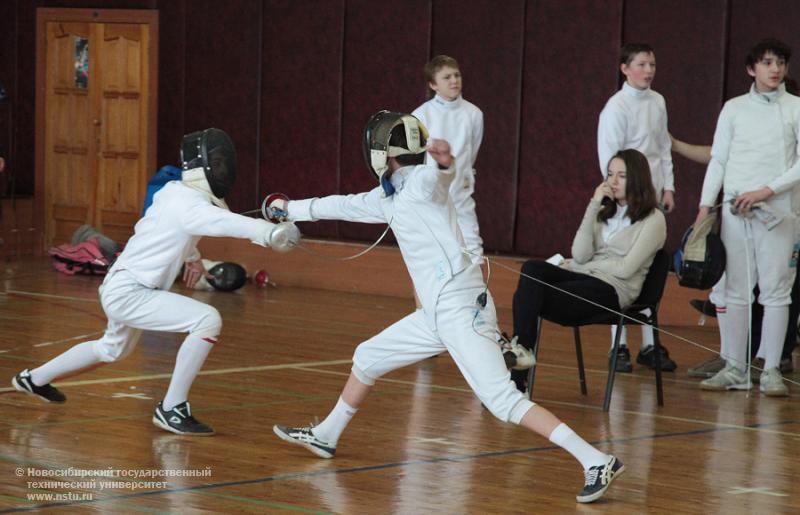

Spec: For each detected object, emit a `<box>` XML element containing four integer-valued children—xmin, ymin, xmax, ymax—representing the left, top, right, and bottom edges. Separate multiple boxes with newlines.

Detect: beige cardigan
<box><xmin>567</xmin><ymin>199</ymin><xmax>667</xmax><ymax>308</ymax></box>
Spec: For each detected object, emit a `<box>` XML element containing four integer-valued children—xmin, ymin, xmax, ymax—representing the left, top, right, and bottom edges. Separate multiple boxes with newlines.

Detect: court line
<box><xmin>0</xmin><ymin>419</ymin><xmax>795</xmax><ymax>513</ymax></box>
<box><xmin>0</xmin><ymin>359</ymin><xmax>354</xmax><ymax>394</ymax></box>
<box><xmin>0</xmin><ymin>290</ymin><xmax>99</xmax><ymax>303</ymax></box>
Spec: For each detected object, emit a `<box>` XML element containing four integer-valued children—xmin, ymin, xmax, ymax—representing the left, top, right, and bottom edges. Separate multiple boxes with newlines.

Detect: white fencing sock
<box><xmin>761</xmin><ymin>305</ymin><xmax>789</xmax><ymax>370</ymax></box>
<box><xmin>723</xmin><ymin>304</ymin><xmax>749</xmax><ymax>372</ymax></box>
<box><xmin>548</xmin><ymin>423</ymin><xmax>609</xmax><ymax>470</ymax></box>
<box><xmin>30</xmin><ymin>341</ymin><xmax>101</xmax><ymax>386</ymax></box>
<box><xmin>716</xmin><ymin>306</ymin><xmax>730</xmax><ymax>361</ymax></box>
<box><xmin>610</xmin><ymin>325</ymin><xmax>628</xmax><ymax>349</ymax></box>
<box><xmin>640</xmin><ymin>325</ymin><xmax>655</xmax><ymax>350</ymax></box>
<box><xmin>311</xmin><ymin>396</ymin><xmax>358</xmax><ymax>445</ymax></box>
<box><xmin>163</xmin><ymin>335</ymin><xmax>214</xmax><ymax>411</ymax></box>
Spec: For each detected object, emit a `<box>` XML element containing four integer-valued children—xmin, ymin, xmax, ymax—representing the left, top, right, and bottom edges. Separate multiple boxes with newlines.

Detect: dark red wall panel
<box><xmin>623</xmin><ymin>0</ymin><xmax>728</xmax><ymax>253</ymax></box>
<box><xmin>338</xmin><ymin>0</ymin><xmax>431</xmax><ymax>242</ymax></box>
<box><xmin>155</xmin><ymin>0</ymin><xmax>185</xmax><ymax>171</ymax></box>
<box><xmin>260</xmin><ymin>0</ymin><xmax>344</xmax><ymax>238</ymax></box>
<box><xmin>431</xmin><ymin>0</ymin><xmax>525</xmax><ymax>254</ymax></box>
<box><xmin>516</xmin><ymin>0</ymin><xmax>623</xmax><ymax>257</ymax></box>
<box><xmin>183</xmin><ymin>0</ymin><xmax>261</xmax><ymax>214</ymax></box>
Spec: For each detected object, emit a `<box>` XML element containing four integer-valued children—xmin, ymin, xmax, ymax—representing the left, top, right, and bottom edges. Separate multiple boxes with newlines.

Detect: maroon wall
<box><xmin>3</xmin><ymin>0</ymin><xmax>800</xmax><ymax>257</ymax></box>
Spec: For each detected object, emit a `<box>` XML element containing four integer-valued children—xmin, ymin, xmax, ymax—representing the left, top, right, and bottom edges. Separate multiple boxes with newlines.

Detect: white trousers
<box><xmin>92</xmin><ymin>270</ymin><xmax>222</xmax><ymax>362</ymax></box>
<box><xmin>351</xmin><ymin>277</ymin><xmax>534</xmax><ymax>425</ymax></box>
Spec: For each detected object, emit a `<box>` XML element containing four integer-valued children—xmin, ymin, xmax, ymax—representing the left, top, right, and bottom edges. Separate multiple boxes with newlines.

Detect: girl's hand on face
<box><xmin>593</xmin><ymin>182</ymin><xmax>613</xmax><ymax>203</ymax></box>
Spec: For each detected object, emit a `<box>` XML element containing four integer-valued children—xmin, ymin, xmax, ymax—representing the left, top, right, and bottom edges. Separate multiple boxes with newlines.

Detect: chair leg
<box><xmin>604</xmin><ymin>318</ymin><xmax>625</xmax><ymax>411</ymax></box>
<box><xmin>573</xmin><ymin>327</ymin><xmax>587</xmax><ymax>395</ymax></box>
<box><xmin>527</xmin><ymin>316</ymin><xmax>544</xmax><ymax>401</ymax></box>
<box><xmin>652</xmin><ymin>315</ymin><xmax>664</xmax><ymax>407</ymax></box>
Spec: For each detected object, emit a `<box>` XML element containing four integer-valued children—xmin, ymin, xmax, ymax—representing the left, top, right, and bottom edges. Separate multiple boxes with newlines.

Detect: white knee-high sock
<box><xmin>761</xmin><ymin>305</ymin><xmax>789</xmax><ymax>370</ymax></box>
<box><xmin>549</xmin><ymin>423</ymin><xmax>609</xmax><ymax>470</ymax></box>
<box><xmin>30</xmin><ymin>341</ymin><xmax>101</xmax><ymax>385</ymax></box>
<box><xmin>723</xmin><ymin>304</ymin><xmax>749</xmax><ymax>372</ymax></box>
<box><xmin>610</xmin><ymin>325</ymin><xmax>628</xmax><ymax>349</ymax></box>
<box><xmin>716</xmin><ymin>306</ymin><xmax>730</xmax><ymax>361</ymax></box>
<box><xmin>640</xmin><ymin>325</ymin><xmax>654</xmax><ymax>349</ymax></box>
<box><xmin>163</xmin><ymin>335</ymin><xmax>214</xmax><ymax>411</ymax></box>
<box><xmin>311</xmin><ymin>397</ymin><xmax>358</xmax><ymax>445</ymax></box>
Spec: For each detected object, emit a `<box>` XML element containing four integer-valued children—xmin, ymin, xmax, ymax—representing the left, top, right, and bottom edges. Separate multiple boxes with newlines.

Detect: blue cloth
<box><xmin>143</xmin><ymin>165</ymin><xmax>182</xmax><ymax>215</ymax></box>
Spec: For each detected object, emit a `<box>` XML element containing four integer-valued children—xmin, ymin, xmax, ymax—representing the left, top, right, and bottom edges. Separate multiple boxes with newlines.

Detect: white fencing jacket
<box><xmin>700</xmin><ymin>83</ymin><xmax>800</xmax><ymax>208</ymax></box>
<box><xmin>598</xmin><ymin>82</ymin><xmax>674</xmax><ymax>196</ymax></box>
<box><xmin>111</xmin><ymin>181</ymin><xmax>274</xmax><ymax>290</ymax></box>
<box><xmin>287</xmin><ymin>163</ymin><xmax>473</xmax><ymax>328</ymax></box>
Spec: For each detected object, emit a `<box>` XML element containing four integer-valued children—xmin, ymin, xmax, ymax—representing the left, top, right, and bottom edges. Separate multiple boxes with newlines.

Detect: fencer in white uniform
<box><xmin>271</xmin><ymin>111</ymin><xmax>624</xmax><ymax>504</ymax></box>
<box><xmin>12</xmin><ymin>128</ymin><xmax>300</xmax><ymax>435</ymax></box>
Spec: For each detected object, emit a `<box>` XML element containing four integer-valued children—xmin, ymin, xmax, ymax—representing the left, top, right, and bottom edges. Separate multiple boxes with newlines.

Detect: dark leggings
<box><xmin>511</xmin><ymin>260</ymin><xmax>621</xmax><ymax>387</ymax></box>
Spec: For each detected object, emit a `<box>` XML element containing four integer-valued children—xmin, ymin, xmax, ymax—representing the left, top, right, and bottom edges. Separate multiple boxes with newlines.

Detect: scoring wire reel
<box><xmin>260</xmin><ymin>192</ymin><xmax>393</xmax><ymax>262</ymax></box>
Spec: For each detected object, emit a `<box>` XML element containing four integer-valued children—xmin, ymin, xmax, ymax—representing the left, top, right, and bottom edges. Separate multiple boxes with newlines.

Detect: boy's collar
<box><xmin>749</xmin><ymin>82</ymin><xmax>785</xmax><ymax>103</ymax></box>
<box><xmin>433</xmin><ymin>94</ymin><xmax>463</xmax><ymax>108</ymax></box>
<box><xmin>622</xmin><ymin>81</ymin><xmax>651</xmax><ymax>98</ymax></box>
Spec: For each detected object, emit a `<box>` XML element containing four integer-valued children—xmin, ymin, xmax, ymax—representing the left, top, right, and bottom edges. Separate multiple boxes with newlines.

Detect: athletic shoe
<box><xmin>689</xmin><ymin>299</ymin><xmax>717</xmax><ymax>318</ymax></box>
<box><xmin>609</xmin><ymin>346</ymin><xmax>633</xmax><ymax>373</ymax></box>
<box><xmin>273</xmin><ymin>424</ymin><xmax>336</xmax><ymax>458</ymax></box>
<box><xmin>700</xmin><ymin>363</ymin><xmax>750</xmax><ymax>391</ymax></box>
<box><xmin>759</xmin><ymin>368</ymin><xmax>789</xmax><ymax>397</ymax></box>
<box><xmin>687</xmin><ymin>355</ymin><xmax>725</xmax><ymax>378</ymax></box>
<box><xmin>636</xmin><ymin>345</ymin><xmax>677</xmax><ymax>372</ymax></box>
<box><xmin>576</xmin><ymin>455</ymin><xmax>625</xmax><ymax>503</ymax></box>
<box><xmin>152</xmin><ymin>401</ymin><xmax>215</xmax><ymax>436</ymax></box>
<box><xmin>499</xmin><ymin>334</ymin><xmax>536</xmax><ymax>370</ymax></box>
<box><xmin>12</xmin><ymin>369</ymin><xmax>66</xmax><ymax>403</ymax></box>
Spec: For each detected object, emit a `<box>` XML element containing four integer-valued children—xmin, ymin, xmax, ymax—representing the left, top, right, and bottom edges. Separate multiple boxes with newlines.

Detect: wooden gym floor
<box><xmin>0</xmin><ymin>256</ymin><xmax>798</xmax><ymax>514</ymax></box>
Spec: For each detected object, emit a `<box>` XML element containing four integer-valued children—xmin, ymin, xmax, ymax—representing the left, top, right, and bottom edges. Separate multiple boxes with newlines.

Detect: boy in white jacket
<box><xmin>696</xmin><ymin>39</ymin><xmax>800</xmax><ymax>397</ymax></box>
<box><xmin>12</xmin><ymin>129</ymin><xmax>300</xmax><ymax>434</ymax></box>
<box><xmin>271</xmin><ymin>111</ymin><xmax>624</xmax><ymax>504</ymax></box>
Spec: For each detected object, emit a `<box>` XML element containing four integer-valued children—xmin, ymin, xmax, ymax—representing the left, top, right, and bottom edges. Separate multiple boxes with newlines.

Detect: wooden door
<box><xmin>35</xmin><ymin>8</ymin><xmax>158</xmax><ymax>248</ymax></box>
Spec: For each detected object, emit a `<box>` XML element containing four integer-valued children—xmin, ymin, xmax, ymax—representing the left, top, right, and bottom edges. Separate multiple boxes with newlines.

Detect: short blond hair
<box><xmin>424</xmin><ymin>55</ymin><xmax>460</xmax><ymax>84</ymax></box>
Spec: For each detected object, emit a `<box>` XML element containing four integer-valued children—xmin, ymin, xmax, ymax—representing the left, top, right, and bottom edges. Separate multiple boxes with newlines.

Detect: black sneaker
<box><xmin>273</xmin><ymin>424</ymin><xmax>336</xmax><ymax>458</ymax></box>
<box><xmin>152</xmin><ymin>401</ymin><xmax>214</xmax><ymax>436</ymax></box>
<box><xmin>576</xmin><ymin>455</ymin><xmax>626</xmax><ymax>503</ymax></box>
<box><xmin>609</xmin><ymin>347</ymin><xmax>633</xmax><ymax>373</ymax></box>
<box><xmin>636</xmin><ymin>345</ymin><xmax>677</xmax><ymax>372</ymax></box>
<box><xmin>689</xmin><ymin>299</ymin><xmax>717</xmax><ymax>318</ymax></box>
<box><xmin>12</xmin><ymin>369</ymin><xmax>66</xmax><ymax>403</ymax></box>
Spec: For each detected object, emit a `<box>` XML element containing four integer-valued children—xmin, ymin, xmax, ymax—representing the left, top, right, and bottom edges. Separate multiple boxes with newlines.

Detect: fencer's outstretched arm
<box><xmin>180</xmin><ymin>196</ymin><xmax>299</xmax><ymax>251</ymax></box>
<box><xmin>270</xmin><ymin>188</ymin><xmax>387</xmax><ymax>224</ymax></box>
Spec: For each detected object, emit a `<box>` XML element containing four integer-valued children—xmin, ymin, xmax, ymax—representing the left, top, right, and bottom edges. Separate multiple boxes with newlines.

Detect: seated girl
<box><xmin>510</xmin><ymin>148</ymin><xmax>667</xmax><ymax>391</ymax></box>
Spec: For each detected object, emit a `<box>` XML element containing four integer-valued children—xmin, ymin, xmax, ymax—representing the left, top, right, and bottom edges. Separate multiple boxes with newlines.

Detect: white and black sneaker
<box><xmin>576</xmin><ymin>455</ymin><xmax>625</xmax><ymax>503</ymax></box>
<box><xmin>152</xmin><ymin>401</ymin><xmax>215</xmax><ymax>436</ymax></box>
<box><xmin>12</xmin><ymin>369</ymin><xmax>66</xmax><ymax>403</ymax></box>
<box><xmin>498</xmin><ymin>333</ymin><xmax>536</xmax><ymax>370</ymax></box>
<box><xmin>273</xmin><ymin>424</ymin><xmax>336</xmax><ymax>458</ymax></box>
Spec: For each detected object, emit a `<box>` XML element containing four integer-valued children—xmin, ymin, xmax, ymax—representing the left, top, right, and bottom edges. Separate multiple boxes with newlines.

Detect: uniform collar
<box><xmin>432</xmin><ymin>94</ymin><xmax>463</xmax><ymax>109</ymax></box>
<box><xmin>749</xmin><ymin>82</ymin><xmax>785</xmax><ymax>104</ymax></box>
<box><xmin>621</xmin><ymin>81</ymin><xmax>651</xmax><ymax>100</ymax></box>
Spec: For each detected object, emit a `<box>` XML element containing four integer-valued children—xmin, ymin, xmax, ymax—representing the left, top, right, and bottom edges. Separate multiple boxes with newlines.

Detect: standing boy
<box><xmin>270</xmin><ymin>111</ymin><xmax>624</xmax><ymax>504</ymax></box>
<box><xmin>696</xmin><ymin>39</ymin><xmax>800</xmax><ymax>397</ymax></box>
<box><xmin>597</xmin><ymin>43</ymin><xmax>677</xmax><ymax>372</ymax></box>
<box><xmin>12</xmin><ymin>128</ymin><xmax>301</xmax><ymax>434</ymax></box>
<box><xmin>413</xmin><ymin>55</ymin><xmax>484</xmax><ymax>263</ymax></box>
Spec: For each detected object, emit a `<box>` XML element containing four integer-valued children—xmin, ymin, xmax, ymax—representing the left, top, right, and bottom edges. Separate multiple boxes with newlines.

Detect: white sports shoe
<box><xmin>500</xmin><ymin>335</ymin><xmax>536</xmax><ymax>370</ymax></box>
<box><xmin>700</xmin><ymin>363</ymin><xmax>750</xmax><ymax>391</ymax></box>
<box><xmin>759</xmin><ymin>368</ymin><xmax>789</xmax><ymax>397</ymax></box>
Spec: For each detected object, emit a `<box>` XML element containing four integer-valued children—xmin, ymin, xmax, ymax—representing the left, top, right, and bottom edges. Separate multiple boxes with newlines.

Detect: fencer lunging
<box><xmin>270</xmin><ymin>111</ymin><xmax>624</xmax><ymax>504</ymax></box>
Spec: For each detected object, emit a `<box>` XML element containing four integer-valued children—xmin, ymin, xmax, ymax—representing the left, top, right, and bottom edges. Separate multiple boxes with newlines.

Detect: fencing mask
<box><xmin>363</xmin><ymin>111</ymin><xmax>428</xmax><ymax>195</ymax></box>
<box><xmin>192</xmin><ymin>260</ymin><xmax>248</xmax><ymax>292</ymax></box>
<box><xmin>674</xmin><ymin>209</ymin><xmax>726</xmax><ymax>290</ymax></box>
<box><xmin>181</xmin><ymin>128</ymin><xmax>237</xmax><ymax>206</ymax></box>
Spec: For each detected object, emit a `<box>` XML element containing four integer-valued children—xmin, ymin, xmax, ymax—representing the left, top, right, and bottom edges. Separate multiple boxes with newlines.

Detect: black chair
<box><xmin>525</xmin><ymin>249</ymin><xmax>671</xmax><ymax>411</ymax></box>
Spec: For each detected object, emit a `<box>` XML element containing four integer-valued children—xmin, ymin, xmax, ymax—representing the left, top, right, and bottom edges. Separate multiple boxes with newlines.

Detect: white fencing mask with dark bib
<box><xmin>181</xmin><ymin>128</ymin><xmax>237</xmax><ymax>209</ymax></box>
<box><xmin>363</xmin><ymin>111</ymin><xmax>429</xmax><ymax>196</ymax></box>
